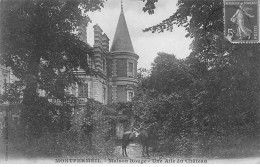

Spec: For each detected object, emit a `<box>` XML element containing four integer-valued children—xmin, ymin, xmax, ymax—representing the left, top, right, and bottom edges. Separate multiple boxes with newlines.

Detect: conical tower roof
<box><xmin>110</xmin><ymin>2</ymin><xmax>134</xmax><ymax>53</ymax></box>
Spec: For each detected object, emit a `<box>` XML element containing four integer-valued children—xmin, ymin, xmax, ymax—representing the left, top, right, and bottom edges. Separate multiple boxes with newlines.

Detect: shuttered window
<box><xmin>78</xmin><ymin>83</ymin><xmax>88</xmax><ymax>97</ymax></box>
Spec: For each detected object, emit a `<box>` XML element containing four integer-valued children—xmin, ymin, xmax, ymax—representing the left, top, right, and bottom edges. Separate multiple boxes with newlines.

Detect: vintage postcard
<box><xmin>0</xmin><ymin>0</ymin><xmax>260</xmax><ymax>164</ymax></box>
<box><xmin>224</xmin><ymin>0</ymin><xmax>260</xmax><ymax>43</ymax></box>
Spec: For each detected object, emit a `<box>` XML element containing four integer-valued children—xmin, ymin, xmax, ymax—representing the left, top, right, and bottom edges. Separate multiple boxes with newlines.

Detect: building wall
<box><xmin>107</xmin><ymin>59</ymin><xmax>113</xmax><ymax>78</ymax></box>
<box><xmin>0</xmin><ymin>24</ymin><xmax>137</xmax><ymax>106</ymax></box>
<box><xmin>116</xmin><ymin>85</ymin><xmax>127</xmax><ymax>102</ymax></box>
<box><xmin>0</xmin><ymin>66</ymin><xmax>10</xmax><ymax>95</ymax></box>
<box><xmin>107</xmin><ymin>84</ymin><xmax>112</xmax><ymax>104</ymax></box>
<box><xmin>134</xmin><ymin>60</ymin><xmax>138</xmax><ymax>78</ymax></box>
<box><xmin>116</xmin><ymin>58</ymin><xmax>127</xmax><ymax>77</ymax></box>
<box><xmin>0</xmin><ymin>65</ymin><xmax>18</xmax><ymax>96</ymax></box>
<box><xmin>91</xmin><ymin>23</ymin><xmax>139</xmax><ymax>105</ymax></box>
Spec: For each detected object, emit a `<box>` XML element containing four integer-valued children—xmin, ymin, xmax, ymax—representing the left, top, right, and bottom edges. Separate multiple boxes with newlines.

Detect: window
<box><xmin>128</xmin><ymin>62</ymin><xmax>134</xmax><ymax>77</ymax></box>
<box><xmin>87</xmin><ymin>54</ymin><xmax>94</xmax><ymax>69</ymax></box>
<box><xmin>78</xmin><ymin>83</ymin><xmax>88</xmax><ymax>97</ymax></box>
<box><xmin>129</xmin><ymin>62</ymin><xmax>133</xmax><ymax>72</ymax></box>
<box><xmin>12</xmin><ymin>116</ymin><xmax>19</xmax><ymax>127</ymax></box>
<box><xmin>127</xmin><ymin>91</ymin><xmax>134</xmax><ymax>102</ymax></box>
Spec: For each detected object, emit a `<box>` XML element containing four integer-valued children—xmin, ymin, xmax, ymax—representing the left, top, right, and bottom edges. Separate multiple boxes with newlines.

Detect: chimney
<box><xmin>78</xmin><ymin>25</ymin><xmax>87</xmax><ymax>43</ymax></box>
<box><xmin>102</xmin><ymin>33</ymin><xmax>109</xmax><ymax>52</ymax></box>
<box><xmin>93</xmin><ymin>24</ymin><xmax>103</xmax><ymax>48</ymax></box>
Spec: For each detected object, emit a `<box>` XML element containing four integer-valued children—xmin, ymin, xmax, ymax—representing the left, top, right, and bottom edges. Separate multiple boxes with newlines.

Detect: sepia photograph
<box><xmin>0</xmin><ymin>0</ymin><xmax>260</xmax><ymax>164</ymax></box>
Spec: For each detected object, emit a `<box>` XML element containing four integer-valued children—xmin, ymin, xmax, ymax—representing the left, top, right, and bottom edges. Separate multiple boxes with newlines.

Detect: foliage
<box><xmin>133</xmin><ymin>79</ymin><xmax>194</xmax><ymax>155</ymax></box>
<box><xmin>109</xmin><ymin>102</ymin><xmax>133</xmax><ymax>116</ymax></box>
<box><xmin>133</xmin><ymin>50</ymin><xmax>260</xmax><ymax>157</ymax></box>
<box><xmin>136</xmin><ymin>67</ymin><xmax>150</xmax><ymax>92</ymax></box>
<box><xmin>137</xmin><ymin>0</ymin><xmax>260</xmax><ymax>157</ymax></box>
<box><xmin>0</xmin><ymin>0</ymin><xmax>105</xmax><ymax>136</ymax></box>
<box><xmin>141</xmin><ymin>0</ymin><xmax>158</xmax><ymax>14</ymax></box>
<box><xmin>5</xmin><ymin>99</ymin><xmax>118</xmax><ymax>157</ymax></box>
<box><xmin>149</xmin><ymin>52</ymin><xmax>192</xmax><ymax>95</ymax></box>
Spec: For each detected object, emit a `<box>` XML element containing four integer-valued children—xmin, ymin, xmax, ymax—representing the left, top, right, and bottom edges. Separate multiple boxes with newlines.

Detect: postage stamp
<box><xmin>2</xmin><ymin>0</ymin><xmax>260</xmax><ymax>164</ymax></box>
<box><xmin>224</xmin><ymin>0</ymin><xmax>260</xmax><ymax>43</ymax></box>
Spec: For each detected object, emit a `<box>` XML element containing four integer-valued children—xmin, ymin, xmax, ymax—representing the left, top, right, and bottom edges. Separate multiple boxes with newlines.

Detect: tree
<box><xmin>139</xmin><ymin>0</ymin><xmax>260</xmax><ymax>156</ymax></box>
<box><xmin>149</xmin><ymin>52</ymin><xmax>192</xmax><ymax>95</ymax></box>
<box><xmin>0</xmin><ymin>0</ymin><xmax>105</xmax><ymax>134</ymax></box>
<box><xmin>133</xmin><ymin>52</ymin><xmax>194</xmax><ymax>155</ymax></box>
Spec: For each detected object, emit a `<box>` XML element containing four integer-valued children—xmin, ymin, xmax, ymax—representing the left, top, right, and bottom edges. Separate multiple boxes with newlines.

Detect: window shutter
<box><xmin>84</xmin><ymin>84</ymin><xmax>88</xmax><ymax>97</ymax></box>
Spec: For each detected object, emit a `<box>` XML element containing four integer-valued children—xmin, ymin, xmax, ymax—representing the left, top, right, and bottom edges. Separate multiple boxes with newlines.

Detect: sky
<box><xmin>87</xmin><ymin>0</ymin><xmax>192</xmax><ymax>69</ymax></box>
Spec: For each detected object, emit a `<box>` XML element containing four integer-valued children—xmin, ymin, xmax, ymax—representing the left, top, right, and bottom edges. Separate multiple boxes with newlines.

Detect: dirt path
<box><xmin>1</xmin><ymin>142</ymin><xmax>259</xmax><ymax>164</ymax></box>
<box><xmin>114</xmin><ymin>144</ymin><xmax>144</xmax><ymax>158</ymax></box>
<box><xmin>112</xmin><ymin>144</ymin><xmax>260</xmax><ymax>164</ymax></box>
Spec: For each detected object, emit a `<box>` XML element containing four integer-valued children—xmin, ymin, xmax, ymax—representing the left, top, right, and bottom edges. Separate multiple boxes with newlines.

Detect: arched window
<box><xmin>127</xmin><ymin>91</ymin><xmax>134</xmax><ymax>102</ymax></box>
<box><xmin>126</xmin><ymin>85</ymin><xmax>134</xmax><ymax>102</ymax></box>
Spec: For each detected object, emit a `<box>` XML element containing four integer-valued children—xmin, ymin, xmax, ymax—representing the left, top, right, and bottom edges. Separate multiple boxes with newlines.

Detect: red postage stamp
<box><xmin>224</xmin><ymin>0</ymin><xmax>259</xmax><ymax>43</ymax></box>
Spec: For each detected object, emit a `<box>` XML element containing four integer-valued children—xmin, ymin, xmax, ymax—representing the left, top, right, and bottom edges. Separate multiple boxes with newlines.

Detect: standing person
<box><xmin>231</xmin><ymin>2</ymin><xmax>254</xmax><ymax>40</ymax></box>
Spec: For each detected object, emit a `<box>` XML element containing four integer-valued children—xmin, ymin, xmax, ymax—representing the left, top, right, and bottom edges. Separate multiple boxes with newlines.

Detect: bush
<box><xmin>5</xmin><ymin>99</ymin><xmax>120</xmax><ymax>158</ymax></box>
<box><xmin>133</xmin><ymin>92</ymin><xmax>260</xmax><ymax>158</ymax></box>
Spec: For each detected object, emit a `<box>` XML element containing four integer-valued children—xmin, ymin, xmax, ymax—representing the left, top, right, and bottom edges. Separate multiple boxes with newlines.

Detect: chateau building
<box><xmin>75</xmin><ymin>4</ymin><xmax>139</xmax><ymax>137</ymax></box>
<box><xmin>0</xmin><ymin>3</ymin><xmax>138</xmax><ymax>136</ymax></box>
<box><xmin>75</xmin><ymin>4</ymin><xmax>139</xmax><ymax>105</ymax></box>
<box><xmin>0</xmin><ymin>3</ymin><xmax>138</xmax><ymax>105</ymax></box>
<box><xmin>0</xmin><ymin>65</ymin><xmax>10</xmax><ymax>96</ymax></box>
<box><xmin>0</xmin><ymin>65</ymin><xmax>19</xmax><ymax>132</ymax></box>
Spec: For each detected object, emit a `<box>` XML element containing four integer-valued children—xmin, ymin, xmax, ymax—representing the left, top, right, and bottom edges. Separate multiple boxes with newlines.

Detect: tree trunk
<box><xmin>22</xmin><ymin>55</ymin><xmax>40</xmax><ymax>106</ymax></box>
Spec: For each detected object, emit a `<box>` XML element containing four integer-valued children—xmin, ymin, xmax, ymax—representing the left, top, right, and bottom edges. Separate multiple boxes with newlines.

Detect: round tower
<box><xmin>108</xmin><ymin>3</ymin><xmax>139</xmax><ymax>104</ymax></box>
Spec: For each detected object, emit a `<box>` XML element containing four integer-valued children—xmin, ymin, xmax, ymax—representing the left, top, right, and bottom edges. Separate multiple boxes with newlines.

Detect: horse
<box><xmin>135</xmin><ymin>122</ymin><xmax>158</xmax><ymax>157</ymax></box>
<box><xmin>121</xmin><ymin>130</ymin><xmax>139</xmax><ymax>157</ymax></box>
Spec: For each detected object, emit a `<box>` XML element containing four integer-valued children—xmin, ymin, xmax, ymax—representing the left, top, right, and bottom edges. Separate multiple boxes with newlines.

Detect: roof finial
<box><xmin>121</xmin><ymin>0</ymin><xmax>123</xmax><ymax>12</ymax></box>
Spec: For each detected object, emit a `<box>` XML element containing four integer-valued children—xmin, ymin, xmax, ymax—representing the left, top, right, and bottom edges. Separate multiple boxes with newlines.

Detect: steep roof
<box><xmin>110</xmin><ymin>6</ymin><xmax>134</xmax><ymax>53</ymax></box>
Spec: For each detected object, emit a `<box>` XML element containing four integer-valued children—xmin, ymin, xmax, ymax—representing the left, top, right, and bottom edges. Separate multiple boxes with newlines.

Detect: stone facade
<box><xmin>75</xmin><ymin>5</ymin><xmax>139</xmax><ymax>106</ymax></box>
<box><xmin>74</xmin><ymin>6</ymin><xmax>139</xmax><ymax>137</ymax></box>
<box><xmin>0</xmin><ymin>65</ymin><xmax>17</xmax><ymax>95</ymax></box>
<box><xmin>0</xmin><ymin>4</ymin><xmax>138</xmax><ymax>137</ymax></box>
<box><xmin>0</xmin><ymin>65</ymin><xmax>19</xmax><ymax>133</ymax></box>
